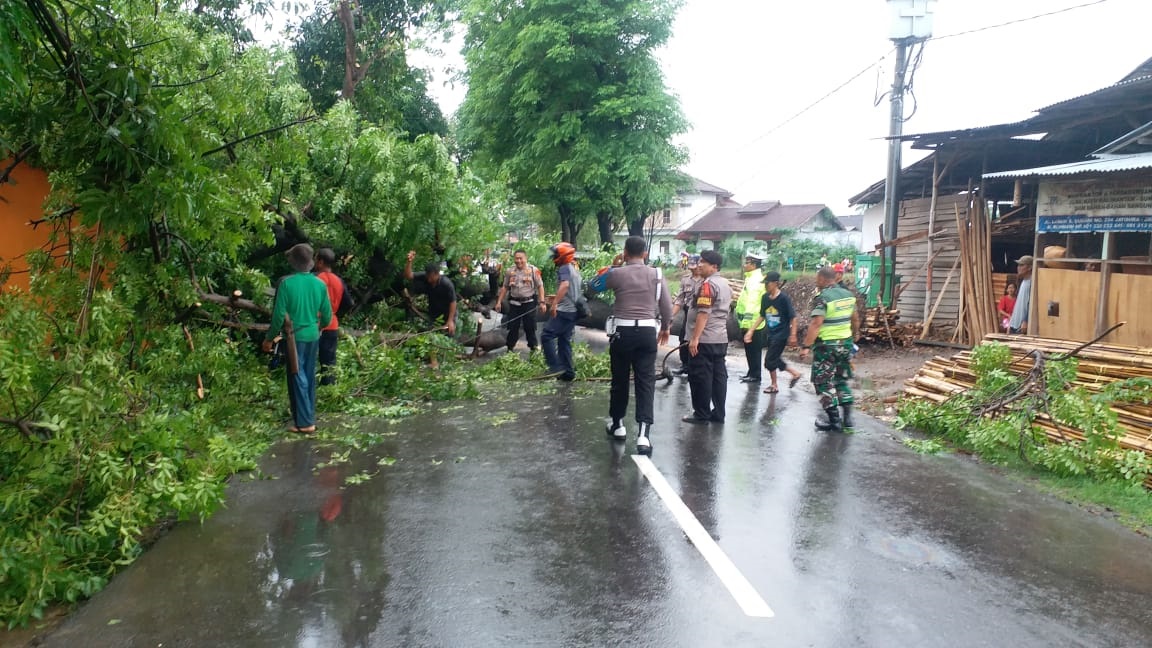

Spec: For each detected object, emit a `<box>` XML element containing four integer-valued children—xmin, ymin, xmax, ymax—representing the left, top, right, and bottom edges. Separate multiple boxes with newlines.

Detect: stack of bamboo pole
<box><xmin>903</xmin><ymin>334</ymin><xmax>1152</xmax><ymax>488</ymax></box>
<box><xmin>953</xmin><ymin>202</ymin><xmax>998</xmax><ymax>345</ymax></box>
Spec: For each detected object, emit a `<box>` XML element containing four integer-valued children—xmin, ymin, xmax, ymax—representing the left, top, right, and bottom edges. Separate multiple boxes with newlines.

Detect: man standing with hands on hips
<box><xmin>494</xmin><ymin>249</ymin><xmax>546</xmax><ymax>353</ymax></box>
<box><xmin>799</xmin><ymin>266</ymin><xmax>859</xmax><ymax>432</ymax></box>
<box><xmin>600</xmin><ymin>236</ymin><xmax>673</xmax><ymax>455</ymax></box>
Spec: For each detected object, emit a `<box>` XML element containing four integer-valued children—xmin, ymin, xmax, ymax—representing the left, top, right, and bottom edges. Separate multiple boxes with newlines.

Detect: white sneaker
<box><xmin>636</xmin><ymin>435</ymin><xmax>652</xmax><ymax>455</ymax></box>
<box><xmin>605</xmin><ymin>419</ymin><xmax>627</xmax><ymax>440</ymax></box>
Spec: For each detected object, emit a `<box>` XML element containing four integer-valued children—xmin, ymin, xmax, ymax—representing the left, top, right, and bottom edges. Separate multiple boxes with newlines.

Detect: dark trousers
<box><xmin>318</xmin><ymin>329</ymin><xmax>339</xmax><ymax>386</ymax></box>
<box><xmin>505</xmin><ymin>300</ymin><xmax>539</xmax><ymax>351</ymax></box>
<box><xmin>609</xmin><ymin>326</ymin><xmax>658</xmax><ymax>424</ymax></box>
<box><xmin>688</xmin><ymin>342</ymin><xmax>728</xmax><ymax>422</ymax></box>
<box><xmin>762</xmin><ymin>331</ymin><xmax>790</xmax><ymax>372</ymax></box>
<box><xmin>743</xmin><ymin>327</ymin><xmax>765</xmax><ymax>379</ymax></box>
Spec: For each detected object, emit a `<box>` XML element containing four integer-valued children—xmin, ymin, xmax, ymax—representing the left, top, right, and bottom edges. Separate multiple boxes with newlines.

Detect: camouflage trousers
<box><xmin>811</xmin><ymin>339</ymin><xmax>853</xmax><ymax>409</ymax></box>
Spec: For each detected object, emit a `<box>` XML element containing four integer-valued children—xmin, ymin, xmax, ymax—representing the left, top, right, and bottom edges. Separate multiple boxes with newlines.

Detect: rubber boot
<box><xmin>606</xmin><ymin>418</ymin><xmax>627</xmax><ymax>441</ymax></box>
<box><xmin>815</xmin><ymin>406</ymin><xmax>843</xmax><ymax>432</ymax></box>
<box><xmin>840</xmin><ymin>403</ymin><xmax>855</xmax><ymax>431</ymax></box>
<box><xmin>636</xmin><ymin>422</ymin><xmax>652</xmax><ymax>456</ymax></box>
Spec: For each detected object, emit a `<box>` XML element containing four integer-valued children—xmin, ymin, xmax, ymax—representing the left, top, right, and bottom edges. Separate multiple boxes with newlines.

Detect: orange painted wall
<box><xmin>0</xmin><ymin>160</ymin><xmax>53</xmax><ymax>291</ymax></box>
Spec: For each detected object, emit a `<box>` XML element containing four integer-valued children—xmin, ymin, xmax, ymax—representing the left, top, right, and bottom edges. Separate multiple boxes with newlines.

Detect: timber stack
<box><xmin>903</xmin><ymin>333</ymin><xmax>1152</xmax><ymax>488</ymax></box>
<box><xmin>858</xmin><ymin>307</ymin><xmax>920</xmax><ymax>346</ymax></box>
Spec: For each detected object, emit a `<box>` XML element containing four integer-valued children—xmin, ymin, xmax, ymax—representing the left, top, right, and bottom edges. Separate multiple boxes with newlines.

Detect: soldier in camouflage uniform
<box><xmin>798</xmin><ymin>266</ymin><xmax>860</xmax><ymax>432</ymax></box>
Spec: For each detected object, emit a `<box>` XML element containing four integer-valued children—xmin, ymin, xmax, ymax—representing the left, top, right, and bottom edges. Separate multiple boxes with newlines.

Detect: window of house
<box><xmin>659</xmin><ymin>241</ymin><xmax>669</xmax><ymax>255</ymax></box>
<box><xmin>662</xmin><ymin>209</ymin><xmax>671</xmax><ymax>225</ymax></box>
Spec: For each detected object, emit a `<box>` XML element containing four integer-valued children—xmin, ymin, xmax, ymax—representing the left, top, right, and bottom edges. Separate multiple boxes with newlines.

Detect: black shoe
<box><xmin>558</xmin><ymin>372</ymin><xmax>576</xmax><ymax>382</ymax></box>
<box><xmin>815</xmin><ymin>406</ymin><xmax>843</xmax><ymax>432</ymax></box>
<box><xmin>681</xmin><ymin>413</ymin><xmax>711</xmax><ymax>424</ymax></box>
<box><xmin>841</xmin><ymin>403</ymin><xmax>855</xmax><ymax>430</ymax></box>
<box><xmin>636</xmin><ymin>422</ymin><xmax>652</xmax><ymax>455</ymax></box>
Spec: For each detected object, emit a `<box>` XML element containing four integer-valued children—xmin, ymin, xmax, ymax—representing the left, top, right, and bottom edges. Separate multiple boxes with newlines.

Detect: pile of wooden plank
<box><xmin>859</xmin><ymin>307</ymin><xmax>921</xmax><ymax>346</ymax></box>
<box><xmin>904</xmin><ymin>334</ymin><xmax>1152</xmax><ymax>488</ymax></box>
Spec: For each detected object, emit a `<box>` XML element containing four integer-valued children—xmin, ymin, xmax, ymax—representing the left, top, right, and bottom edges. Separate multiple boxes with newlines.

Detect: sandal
<box><xmin>763</xmin><ymin>385</ymin><xmax>779</xmax><ymax>394</ymax></box>
<box><xmin>789</xmin><ymin>374</ymin><xmax>801</xmax><ymax>389</ymax></box>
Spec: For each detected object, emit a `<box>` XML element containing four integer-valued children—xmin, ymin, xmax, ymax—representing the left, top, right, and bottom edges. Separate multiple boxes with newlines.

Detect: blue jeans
<box><xmin>541</xmin><ymin>311</ymin><xmax>578</xmax><ymax>376</ymax></box>
<box><xmin>287</xmin><ymin>339</ymin><xmax>320</xmax><ymax>428</ymax></box>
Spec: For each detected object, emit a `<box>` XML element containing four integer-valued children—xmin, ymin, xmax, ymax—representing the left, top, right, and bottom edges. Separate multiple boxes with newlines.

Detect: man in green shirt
<box><xmin>263</xmin><ymin>244</ymin><xmax>333</xmax><ymax>433</ymax></box>
<box><xmin>798</xmin><ymin>266</ymin><xmax>859</xmax><ymax>432</ymax></box>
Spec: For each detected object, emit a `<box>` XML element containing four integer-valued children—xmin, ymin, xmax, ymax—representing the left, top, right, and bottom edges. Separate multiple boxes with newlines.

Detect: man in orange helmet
<box><xmin>541</xmin><ymin>242</ymin><xmax>583</xmax><ymax>381</ymax></box>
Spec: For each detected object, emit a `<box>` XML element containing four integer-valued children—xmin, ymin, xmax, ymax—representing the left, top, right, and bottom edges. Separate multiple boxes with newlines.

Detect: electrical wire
<box><xmin>740</xmin><ymin>0</ymin><xmax>1114</xmax><ymax>147</ymax></box>
<box><xmin>739</xmin><ymin>48</ymin><xmax>894</xmax><ymax>152</ymax></box>
<box><xmin>929</xmin><ymin>0</ymin><xmax>1111</xmax><ymax>41</ymax></box>
<box><xmin>723</xmin><ymin>0</ymin><xmax>1116</xmax><ymax>193</ymax></box>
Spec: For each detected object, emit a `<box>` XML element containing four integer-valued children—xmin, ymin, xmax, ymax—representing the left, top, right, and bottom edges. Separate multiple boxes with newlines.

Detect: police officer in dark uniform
<box><xmin>599</xmin><ymin>236</ymin><xmax>673</xmax><ymax>455</ymax></box>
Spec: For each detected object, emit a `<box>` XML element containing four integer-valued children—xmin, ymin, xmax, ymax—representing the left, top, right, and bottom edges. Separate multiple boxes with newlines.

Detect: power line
<box><xmin>930</xmin><ymin>0</ymin><xmax>1111</xmax><ymax>41</ymax></box>
<box><xmin>726</xmin><ymin>0</ymin><xmax>1115</xmax><ymax>195</ymax></box>
<box><xmin>740</xmin><ymin>49</ymin><xmax>894</xmax><ymax>152</ymax></box>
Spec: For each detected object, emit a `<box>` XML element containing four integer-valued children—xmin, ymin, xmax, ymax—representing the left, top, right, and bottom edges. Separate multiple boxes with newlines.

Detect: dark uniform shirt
<box><xmin>411</xmin><ymin>272</ymin><xmax>457</xmax><ymax>324</ymax></box>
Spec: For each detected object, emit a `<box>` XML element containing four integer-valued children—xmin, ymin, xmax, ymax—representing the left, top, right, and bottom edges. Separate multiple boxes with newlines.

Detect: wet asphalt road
<box><xmin>42</xmin><ymin>349</ymin><xmax>1152</xmax><ymax>647</ymax></box>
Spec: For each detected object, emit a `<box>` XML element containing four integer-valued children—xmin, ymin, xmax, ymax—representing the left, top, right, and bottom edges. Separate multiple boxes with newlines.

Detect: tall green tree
<box><xmin>0</xmin><ymin>0</ymin><xmax>496</xmax><ymax>624</ymax></box>
<box><xmin>290</xmin><ymin>0</ymin><xmax>452</xmax><ymax>135</ymax></box>
<box><xmin>458</xmin><ymin>0</ymin><xmax>687</xmax><ymax>246</ymax></box>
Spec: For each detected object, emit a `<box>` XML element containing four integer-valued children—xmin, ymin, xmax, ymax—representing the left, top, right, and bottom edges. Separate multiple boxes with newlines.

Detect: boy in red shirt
<box><xmin>314</xmin><ymin>248</ymin><xmax>355</xmax><ymax>385</ymax></box>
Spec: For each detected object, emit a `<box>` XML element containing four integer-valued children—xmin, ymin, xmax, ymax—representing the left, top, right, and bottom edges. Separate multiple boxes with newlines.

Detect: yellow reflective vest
<box><xmin>812</xmin><ymin>285</ymin><xmax>855</xmax><ymax>341</ymax></box>
<box><xmin>735</xmin><ymin>267</ymin><xmax>765</xmax><ymax>331</ymax></box>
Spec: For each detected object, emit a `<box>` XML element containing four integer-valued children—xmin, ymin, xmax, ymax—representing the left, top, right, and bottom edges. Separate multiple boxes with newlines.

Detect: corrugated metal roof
<box><xmin>983</xmin><ymin>153</ymin><xmax>1152</xmax><ymax>179</ymax></box>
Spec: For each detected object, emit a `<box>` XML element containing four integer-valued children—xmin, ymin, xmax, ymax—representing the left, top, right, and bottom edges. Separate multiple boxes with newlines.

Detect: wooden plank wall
<box><xmin>1035</xmin><ymin>268</ymin><xmax>1100</xmax><ymax>342</ymax></box>
<box><xmin>1107</xmin><ymin>273</ymin><xmax>1152</xmax><ymax>346</ymax></box>
<box><xmin>892</xmin><ymin>195</ymin><xmax>966</xmax><ymax>327</ymax></box>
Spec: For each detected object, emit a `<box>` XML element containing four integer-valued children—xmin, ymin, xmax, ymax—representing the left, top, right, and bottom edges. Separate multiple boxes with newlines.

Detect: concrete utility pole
<box><xmin>883</xmin><ymin>0</ymin><xmax>936</xmax><ymax>274</ymax></box>
<box><xmin>883</xmin><ymin>39</ymin><xmax>911</xmax><ymax>271</ymax></box>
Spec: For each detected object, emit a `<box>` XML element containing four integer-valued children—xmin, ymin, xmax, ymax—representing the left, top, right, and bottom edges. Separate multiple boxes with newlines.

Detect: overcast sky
<box><xmin>260</xmin><ymin>0</ymin><xmax>1151</xmax><ymax>215</ymax></box>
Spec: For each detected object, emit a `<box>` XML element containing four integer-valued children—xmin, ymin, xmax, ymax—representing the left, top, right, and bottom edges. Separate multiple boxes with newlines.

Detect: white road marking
<box><xmin>631</xmin><ymin>455</ymin><xmax>775</xmax><ymax>618</ymax></box>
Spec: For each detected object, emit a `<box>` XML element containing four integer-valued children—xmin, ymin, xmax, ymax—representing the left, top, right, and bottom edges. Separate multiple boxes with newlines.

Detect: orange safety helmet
<box><xmin>550</xmin><ymin>242</ymin><xmax>576</xmax><ymax>266</ymax></box>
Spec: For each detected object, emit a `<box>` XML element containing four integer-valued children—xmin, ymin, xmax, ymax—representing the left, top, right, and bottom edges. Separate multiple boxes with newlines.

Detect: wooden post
<box><xmin>1095</xmin><ymin>232</ymin><xmax>1115</xmax><ymax>338</ymax></box>
<box><xmin>924</xmin><ymin>155</ymin><xmax>938</xmax><ymax>323</ymax></box>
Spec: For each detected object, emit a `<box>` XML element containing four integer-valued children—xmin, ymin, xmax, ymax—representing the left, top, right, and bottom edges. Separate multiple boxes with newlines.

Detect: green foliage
<box><xmin>970</xmin><ymin>342</ymin><xmax>1014</xmax><ymax>396</ymax></box>
<box><xmin>0</xmin><ymin>0</ymin><xmax>502</xmax><ymax>627</ymax></box>
<box><xmin>290</xmin><ymin>0</ymin><xmax>451</xmax><ymax>135</ymax></box>
<box><xmin>458</xmin><ymin>0</ymin><xmax>688</xmax><ymax>242</ymax></box>
<box><xmin>903</xmin><ymin>438</ymin><xmax>945</xmax><ymax>455</ymax></box>
<box><xmin>0</xmin><ymin>288</ymin><xmax>279</xmax><ymax>626</ymax></box>
<box><xmin>763</xmin><ymin>237</ymin><xmax>857</xmax><ymax>273</ymax></box>
<box><xmin>897</xmin><ymin>342</ymin><xmax>1152</xmax><ymax>489</ymax></box>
